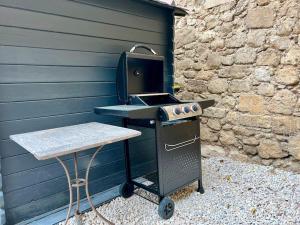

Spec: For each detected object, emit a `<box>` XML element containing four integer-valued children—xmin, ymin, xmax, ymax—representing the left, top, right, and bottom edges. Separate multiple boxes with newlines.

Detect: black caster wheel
<box><xmin>119</xmin><ymin>182</ymin><xmax>134</xmax><ymax>198</ymax></box>
<box><xmin>158</xmin><ymin>197</ymin><xmax>175</xmax><ymax>220</ymax></box>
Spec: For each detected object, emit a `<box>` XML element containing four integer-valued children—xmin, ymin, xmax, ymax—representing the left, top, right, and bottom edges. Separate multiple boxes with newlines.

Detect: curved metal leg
<box><xmin>74</xmin><ymin>153</ymin><xmax>83</xmax><ymax>225</ymax></box>
<box><xmin>56</xmin><ymin>157</ymin><xmax>73</xmax><ymax>225</ymax></box>
<box><xmin>85</xmin><ymin>146</ymin><xmax>115</xmax><ymax>225</ymax></box>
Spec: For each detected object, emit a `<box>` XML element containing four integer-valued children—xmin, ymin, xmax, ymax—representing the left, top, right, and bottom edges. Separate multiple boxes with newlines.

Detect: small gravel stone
<box><xmin>60</xmin><ymin>157</ymin><xmax>300</xmax><ymax>225</ymax></box>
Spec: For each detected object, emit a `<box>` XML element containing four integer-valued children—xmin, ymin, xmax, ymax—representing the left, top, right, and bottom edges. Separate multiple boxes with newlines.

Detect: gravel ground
<box><xmin>61</xmin><ymin>157</ymin><xmax>300</xmax><ymax>225</ymax></box>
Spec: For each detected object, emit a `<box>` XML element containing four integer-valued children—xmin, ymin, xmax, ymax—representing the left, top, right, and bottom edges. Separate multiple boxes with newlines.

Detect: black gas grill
<box><xmin>95</xmin><ymin>44</ymin><xmax>214</xmax><ymax>219</ymax></box>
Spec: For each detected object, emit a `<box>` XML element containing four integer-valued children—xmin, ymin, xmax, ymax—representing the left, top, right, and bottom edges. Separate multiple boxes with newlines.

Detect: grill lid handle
<box><xmin>130</xmin><ymin>44</ymin><xmax>157</xmax><ymax>55</ymax></box>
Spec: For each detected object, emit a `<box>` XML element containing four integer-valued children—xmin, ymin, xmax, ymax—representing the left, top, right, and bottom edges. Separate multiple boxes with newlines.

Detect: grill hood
<box><xmin>116</xmin><ymin>45</ymin><xmax>165</xmax><ymax>104</ymax></box>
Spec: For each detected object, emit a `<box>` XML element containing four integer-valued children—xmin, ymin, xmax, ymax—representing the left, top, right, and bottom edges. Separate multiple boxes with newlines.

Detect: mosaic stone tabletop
<box><xmin>10</xmin><ymin>122</ymin><xmax>141</xmax><ymax>160</ymax></box>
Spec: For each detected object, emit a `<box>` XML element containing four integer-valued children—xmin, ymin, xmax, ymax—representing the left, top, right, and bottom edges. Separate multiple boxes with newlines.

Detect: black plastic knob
<box><xmin>173</xmin><ymin>107</ymin><xmax>182</xmax><ymax>115</ymax></box>
<box><xmin>192</xmin><ymin>104</ymin><xmax>199</xmax><ymax>112</ymax></box>
<box><xmin>183</xmin><ymin>106</ymin><xmax>190</xmax><ymax>113</ymax></box>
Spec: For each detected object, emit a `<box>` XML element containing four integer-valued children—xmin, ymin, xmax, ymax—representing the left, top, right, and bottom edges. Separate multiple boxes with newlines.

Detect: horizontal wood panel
<box><xmin>0</xmin><ymin>6</ymin><xmax>165</xmax><ymax>45</ymax></box>
<box><xmin>0</xmin><ymin>112</ymin><xmax>119</xmax><ymax>140</ymax></box>
<box><xmin>3</xmin><ymin>151</ymin><xmax>123</xmax><ymax>193</ymax></box>
<box><xmin>0</xmin><ymin>0</ymin><xmax>167</xmax><ymax>32</ymax></box>
<box><xmin>6</xmin><ymin>160</ymin><xmax>155</xmax><ymax>224</ymax></box>
<box><xmin>3</xmin><ymin>138</ymin><xmax>154</xmax><ymax>192</ymax></box>
<box><xmin>0</xmin><ymin>0</ymin><xmax>172</xmax><ymax>223</ymax></box>
<box><xmin>4</xmin><ymin>148</ymin><xmax>125</xmax><ymax>209</ymax></box>
<box><xmin>2</xmin><ymin>135</ymin><xmax>155</xmax><ymax>176</ymax></box>
<box><xmin>0</xmin><ymin>26</ymin><xmax>166</xmax><ymax>55</ymax></box>
<box><xmin>0</xmin><ymin>65</ymin><xmax>117</xmax><ymax>83</ymax></box>
<box><xmin>2</xmin><ymin>143</ymin><xmax>121</xmax><ymax>176</ymax></box>
<box><xmin>0</xmin><ymin>96</ymin><xmax>118</xmax><ymax>122</ymax></box>
<box><xmin>74</xmin><ymin>0</ymin><xmax>168</xmax><ymax>21</ymax></box>
<box><xmin>5</xmin><ymin>152</ymin><xmax>154</xmax><ymax>211</ymax></box>
<box><xmin>0</xmin><ymin>82</ymin><xmax>115</xmax><ymax>103</ymax></box>
<box><xmin>0</xmin><ymin>46</ymin><xmax>119</xmax><ymax>66</ymax></box>
<box><xmin>6</xmin><ymin>170</ymin><xmax>124</xmax><ymax>224</ymax></box>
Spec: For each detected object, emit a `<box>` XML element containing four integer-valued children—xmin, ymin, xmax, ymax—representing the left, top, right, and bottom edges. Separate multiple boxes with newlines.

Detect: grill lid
<box><xmin>116</xmin><ymin>44</ymin><xmax>165</xmax><ymax>104</ymax></box>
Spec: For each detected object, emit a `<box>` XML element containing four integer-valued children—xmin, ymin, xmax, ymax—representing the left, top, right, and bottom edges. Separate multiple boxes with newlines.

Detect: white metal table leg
<box><xmin>56</xmin><ymin>157</ymin><xmax>74</xmax><ymax>225</ymax></box>
<box><xmin>56</xmin><ymin>146</ymin><xmax>114</xmax><ymax>225</ymax></box>
<box><xmin>85</xmin><ymin>146</ymin><xmax>115</xmax><ymax>225</ymax></box>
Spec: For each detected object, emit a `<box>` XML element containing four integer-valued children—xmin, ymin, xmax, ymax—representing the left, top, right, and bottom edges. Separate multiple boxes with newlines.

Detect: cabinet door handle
<box><xmin>165</xmin><ymin>135</ymin><xmax>199</xmax><ymax>152</ymax></box>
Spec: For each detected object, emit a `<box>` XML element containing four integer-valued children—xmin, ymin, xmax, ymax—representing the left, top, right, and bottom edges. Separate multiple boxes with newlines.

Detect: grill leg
<box><xmin>197</xmin><ymin>179</ymin><xmax>204</xmax><ymax>194</ymax></box>
<box><xmin>123</xmin><ymin>119</ymin><xmax>132</xmax><ymax>183</ymax></box>
<box><xmin>197</xmin><ymin>161</ymin><xmax>205</xmax><ymax>194</ymax></box>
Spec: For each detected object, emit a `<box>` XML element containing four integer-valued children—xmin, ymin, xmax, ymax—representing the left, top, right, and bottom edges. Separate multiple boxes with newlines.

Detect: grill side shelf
<box><xmin>94</xmin><ymin>105</ymin><xmax>159</xmax><ymax>119</ymax></box>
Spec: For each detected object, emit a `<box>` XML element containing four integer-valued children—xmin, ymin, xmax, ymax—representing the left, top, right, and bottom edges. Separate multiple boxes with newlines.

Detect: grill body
<box><xmin>95</xmin><ymin>44</ymin><xmax>214</xmax><ymax>219</ymax></box>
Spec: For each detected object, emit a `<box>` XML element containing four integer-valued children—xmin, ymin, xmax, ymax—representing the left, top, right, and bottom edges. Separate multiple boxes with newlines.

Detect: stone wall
<box><xmin>174</xmin><ymin>0</ymin><xmax>300</xmax><ymax>172</ymax></box>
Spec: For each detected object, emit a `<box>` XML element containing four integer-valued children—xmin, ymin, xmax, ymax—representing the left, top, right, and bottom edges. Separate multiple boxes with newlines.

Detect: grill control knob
<box><xmin>173</xmin><ymin>107</ymin><xmax>182</xmax><ymax>115</ymax></box>
<box><xmin>183</xmin><ymin>106</ymin><xmax>190</xmax><ymax>114</ymax></box>
<box><xmin>191</xmin><ymin>104</ymin><xmax>199</xmax><ymax>112</ymax></box>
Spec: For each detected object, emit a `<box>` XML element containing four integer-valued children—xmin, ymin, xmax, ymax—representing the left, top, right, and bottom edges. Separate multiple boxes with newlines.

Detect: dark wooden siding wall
<box><xmin>0</xmin><ymin>0</ymin><xmax>174</xmax><ymax>224</ymax></box>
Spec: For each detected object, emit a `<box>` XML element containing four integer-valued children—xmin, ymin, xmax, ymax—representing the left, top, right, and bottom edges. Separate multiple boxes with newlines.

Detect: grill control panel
<box><xmin>160</xmin><ymin>103</ymin><xmax>202</xmax><ymax>121</ymax></box>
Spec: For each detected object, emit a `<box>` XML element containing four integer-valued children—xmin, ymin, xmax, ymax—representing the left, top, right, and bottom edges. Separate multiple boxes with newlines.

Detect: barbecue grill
<box><xmin>95</xmin><ymin>44</ymin><xmax>214</xmax><ymax>219</ymax></box>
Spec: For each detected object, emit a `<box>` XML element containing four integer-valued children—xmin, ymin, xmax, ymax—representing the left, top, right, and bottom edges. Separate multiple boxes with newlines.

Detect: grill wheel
<box><xmin>158</xmin><ymin>197</ymin><xmax>175</xmax><ymax>220</ymax></box>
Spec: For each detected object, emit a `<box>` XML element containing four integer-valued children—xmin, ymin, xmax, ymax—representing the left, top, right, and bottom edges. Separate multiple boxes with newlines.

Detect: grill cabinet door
<box><xmin>156</xmin><ymin>119</ymin><xmax>201</xmax><ymax>195</ymax></box>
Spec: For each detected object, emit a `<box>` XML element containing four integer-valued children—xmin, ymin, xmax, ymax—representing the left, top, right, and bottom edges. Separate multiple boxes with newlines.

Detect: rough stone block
<box><xmin>208</xmin><ymin>78</ymin><xmax>228</xmax><ymax>94</ymax></box>
<box><xmin>287</xmin><ymin>134</ymin><xmax>300</xmax><ymax>160</ymax></box>
<box><xmin>203</xmin><ymin>107</ymin><xmax>227</xmax><ymax>118</ymax></box>
<box><xmin>281</xmin><ymin>47</ymin><xmax>300</xmax><ymax>65</ymax></box>
<box><xmin>268</xmin><ymin>90</ymin><xmax>297</xmax><ymax>115</ymax></box>
<box><xmin>275</xmin><ymin>66</ymin><xmax>299</xmax><ymax>85</ymax></box>
<box><xmin>207</xmin><ymin>119</ymin><xmax>222</xmax><ymax>130</ymax></box>
<box><xmin>234</xmin><ymin>47</ymin><xmax>256</xmax><ymax>64</ymax></box>
<box><xmin>232</xmin><ymin>126</ymin><xmax>255</xmax><ymax>136</ymax></box>
<box><xmin>204</xmin><ymin>0</ymin><xmax>235</xmax><ymax>9</ymax></box>
<box><xmin>197</xmin><ymin>70</ymin><xmax>214</xmax><ymax>81</ymax></box>
<box><xmin>206</xmin><ymin>53</ymin><xmax>222</xmax><ymax>69</ymax></box>
<box><xmin>257</xmin><ymin>49</ymin><xmax>280</xmax><ymax>66</ymax></box>
<box><xmin>201</xmin><ymin>144</ymin><xmax>226</xmax><ymax>157</ymax></box>
<box><xmin>254</xmin><ymin>67</ymin><xmax>272</xmax><ymax>82</ymax></box>
<box><xmin>200</xmin><ymin>125</ymin><xmax>218</xmax><ymax>142</ymax></box>
<box><xmin>225</xmin><ymin>33</ymin><xmax>246</xmax><ymax>48</ymax></box>
<box><xmin>219</xmin><ymin>65</ymin><xmax>251</xmax><ymax>79</ymax></box>
<box><xmin>227</xmin><ymin>112</ymin><xmax>272</xmax><ymax>129</ymax></box>
<box><xmin>270</xmin><ymin>36</ymin><xmax>291</xmax><ymax>50</ymax></box>
<box><xmin>238</xmin><ymin>94</ymin><xmax>265</xmax><ymax>114</ymax></box>
<box><xmin>229</xmin><ymin>80</ymin><xmax>251</xmax><ymax>93</ymax></box>
<box><xmin>247</xmin><ymin>30</ymin><xmax>266</xmax><ymax>47</ymax></box>
<box><xmin>243</xmin><ymin>137</ymin><xmax>259</xmax><ymax>146</ymax></box>
<box><xmin>257</xmin><ymin>0</ymin><xmax>270</xmax><ymax>6</ymax></box>
<box><xmin>272</xmin><ymin>116</ymin><xmax>300</xmax><ymax>135</ymax></box>
<box><xmin>258</xmin><ymin>140</ymin><xmax>287</xmax><ymax>159</ymax></box>
<box><xmin>246</xmin><ymin>7</ymin><xmax>275</xmax><ymax>28</ymax></box>
<box><xmin>219</xmin><ymin>130</ymin><xmax>237</xmax><ymax>145</ymax></box>
<box><xmin>257</xmin><ymin>83</ymin><xmax>275</xmax><ymax>97</ymax></box>
<box><xmin>187</xmin><ymin>79</ymin><xmax>207</xmax><ymax>93</ymax></box>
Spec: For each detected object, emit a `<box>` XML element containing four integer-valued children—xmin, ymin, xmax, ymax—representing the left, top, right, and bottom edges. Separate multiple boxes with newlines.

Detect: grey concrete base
<box><xmin>0</xmin><ymin>209</ymin><xmax>5</xmax><ymax>225</ymax></box>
